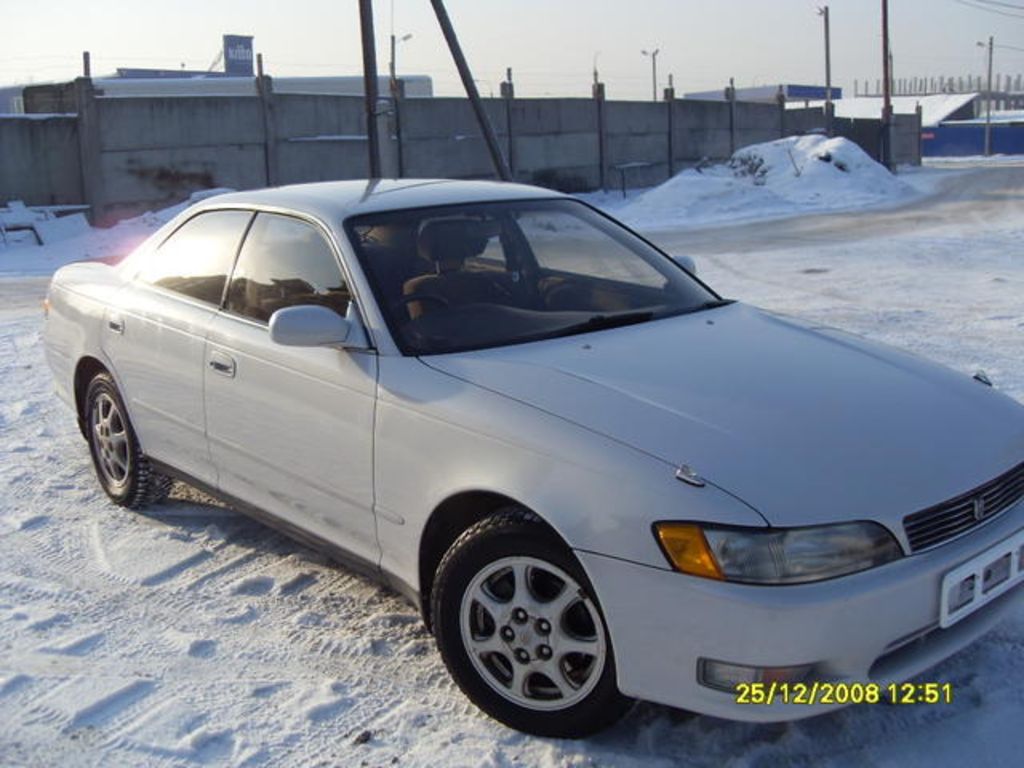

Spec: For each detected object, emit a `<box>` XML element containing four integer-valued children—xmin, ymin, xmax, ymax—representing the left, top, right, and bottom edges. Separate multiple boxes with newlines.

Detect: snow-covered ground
<box><xmin>1</xmin><ymin>158</ymin><xmax>1023</xmax><ymax>766</ymax></box>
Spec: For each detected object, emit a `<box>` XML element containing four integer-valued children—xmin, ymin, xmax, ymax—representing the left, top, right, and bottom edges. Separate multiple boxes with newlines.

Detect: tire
<box><xmin>84</xmin><ymin>372</ymin><xmax>172</xmax><ymax>509</ymax></box>
<box><xmin>431</xmin><ymin>507</ymin><xmax>632</xmax><ymax>737</ymax></box>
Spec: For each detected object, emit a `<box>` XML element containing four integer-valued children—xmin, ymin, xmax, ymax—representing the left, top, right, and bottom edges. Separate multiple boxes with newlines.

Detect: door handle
<box><xmin>107</xmin><ymin>317</ymin><xmax>124</xmax><ymax>334</ymax></box>
<box><xmin>208</xmin><ymin>352</ymin><xmax>236</xmax><ymax>378</ymax></box>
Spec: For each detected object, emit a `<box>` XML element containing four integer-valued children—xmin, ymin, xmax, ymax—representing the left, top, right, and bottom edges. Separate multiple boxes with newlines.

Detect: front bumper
<box><xmin>579</xmin><ymin>501</ymin><xmax>1024</xmax><ymax>722</ymax></box>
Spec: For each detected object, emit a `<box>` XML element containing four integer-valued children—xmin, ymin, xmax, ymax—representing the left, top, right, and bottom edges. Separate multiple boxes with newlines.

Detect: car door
<box><xmin>104</xmin><ymin>209</ymin><xmax>254</xmax><ymax>485</ymax></box>
<box><xmin>204</xmin><ymin>212</ymin><xmax>380</xmax><ymax>565</ymax></box>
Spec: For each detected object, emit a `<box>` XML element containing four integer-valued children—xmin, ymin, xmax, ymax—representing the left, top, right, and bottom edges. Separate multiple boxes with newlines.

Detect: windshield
<box><xmin>345</xmin><ymin>199</ymin><xmax>722</xmax><ymax>355</ymax></box>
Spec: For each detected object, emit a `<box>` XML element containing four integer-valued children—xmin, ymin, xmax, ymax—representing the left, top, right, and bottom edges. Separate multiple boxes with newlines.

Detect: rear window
<box><xmin>137</xmin><ymin>210</ymin><xmax>253</xmax><ymax>305</ymax></box>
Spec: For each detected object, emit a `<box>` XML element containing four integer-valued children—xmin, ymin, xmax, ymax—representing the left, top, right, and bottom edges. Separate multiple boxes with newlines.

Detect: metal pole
<box><xmin>881</xmin><ymin>0</ymin><xmax>893</xmax><ymax>170</ymax></box>
<box><xmin>819</xmin><ymin>6</ymin><xmax>833</xmax><ymax>136</ymax></box>
<box><xmin>429</xmin><ymin>0</ymin><xmax>511</xmax><ymax>180</ymax></box>
<box><xmin>985</xmin><ymin>36</ymin><xmax>994</xmax><ymax>157</ymax></box>
<box><xmin>652</xmin><ymin>51</ymin><xmax>658</xmax><ymax>102</ymax></box>
<box><xmin>390</xmin><ymin>34</ymin><xmax>396</xmax><ymax>85</ymax></box>
<box><xmin>358</xmin><ymin>0</ymin><xmax>382</xmax><ymax>178</ymax></box>
<box><xmin>642</xmin><ymin>48</ymin><xmax>660</xmax><ymax>102</ymax></box>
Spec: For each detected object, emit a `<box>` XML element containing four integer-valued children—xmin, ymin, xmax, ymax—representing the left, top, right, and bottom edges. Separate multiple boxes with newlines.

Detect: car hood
<box><xmin>424</xmin><ymin>303</ymin><xmax>1024</xmax><ymax>530</ymax></box>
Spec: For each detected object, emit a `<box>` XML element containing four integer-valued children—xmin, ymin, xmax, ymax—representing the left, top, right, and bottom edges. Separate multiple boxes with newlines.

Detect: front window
<box><xmin>226</xmin><ymin>213</ymin><xmax>350</xmax><ymax>324</ymax></box>
<box><xmin>346</xmin><ymin>199</ymin><xmax>721</xmax><ymax>355</ymax></box>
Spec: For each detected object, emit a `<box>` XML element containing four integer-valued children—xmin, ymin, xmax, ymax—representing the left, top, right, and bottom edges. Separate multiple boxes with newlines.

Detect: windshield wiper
<box><xmin>688</xmin><ymin>299</ymin><xmax>734</xmax><ymax>314</ymax></box>
<box><xmin>551</xmin><ymin>310</ymin><xmax>655</xmax><ymax>338</ymax></box>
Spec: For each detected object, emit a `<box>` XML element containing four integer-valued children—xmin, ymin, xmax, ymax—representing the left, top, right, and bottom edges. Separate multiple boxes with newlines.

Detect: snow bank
<box><xmin>0</xmin><ymin>188</ymin><xmax>234</xmax><ymax>277</ymax></box>
<box><xmin>618</xmin><ymin>135</ymin><xmax>918</xmax><ymax>231</ymax></box>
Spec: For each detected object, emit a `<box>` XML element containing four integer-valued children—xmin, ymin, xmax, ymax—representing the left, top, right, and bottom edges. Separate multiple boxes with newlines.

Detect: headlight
<box><xmin>654</xmin><ymin>521</ymin><xmax>903</xmax><ymax>584</ymax></box>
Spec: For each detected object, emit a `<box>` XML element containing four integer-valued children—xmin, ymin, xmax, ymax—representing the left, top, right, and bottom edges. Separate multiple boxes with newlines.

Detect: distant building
<box><xmin>684</xmin><ymin>84</ymin><xmax>843</xmax><ymax>104</ymax></box>
<box><xmin>3</xmin><ymin>33</ymin><xmax>433</xmax><ymax>114</ymax></box>
<box><xmin>0</xmin><ymin>86</ymin><xmax>26</xmax><ymax>114</ymax></box>
<box><xmin>787</xmin><ymin>93</ymin><xmax>978</xmax><ymax>128</ymax></box>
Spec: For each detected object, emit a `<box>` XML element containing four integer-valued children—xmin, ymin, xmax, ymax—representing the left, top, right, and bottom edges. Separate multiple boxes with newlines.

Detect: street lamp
<box><xmin>977</xmin><ymin>37</ymin><xmax>993</xmax><ymax>156</ymax></box>
<box><xmin>641</xmin><ymin>48</ymin><xmax>659</xmax><ymax>102</ymax></box>
<box><xmin>390</xmin><ymin>32</ymin><xmax>413</xmax><ymax>94</ymax></box>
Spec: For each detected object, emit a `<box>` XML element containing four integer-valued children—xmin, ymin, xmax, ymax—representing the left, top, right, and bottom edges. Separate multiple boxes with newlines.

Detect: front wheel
<box><xmin>85</xmin><ymin>372</ymin><xmax>172</xmax><ymax>508</ymax></box>
<box><xmin>431</xmin><ymin>508</ymin><xmax>631</xmax><ymax>737</ymax></box>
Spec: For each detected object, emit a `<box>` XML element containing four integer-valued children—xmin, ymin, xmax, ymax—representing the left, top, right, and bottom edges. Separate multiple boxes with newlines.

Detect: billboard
<box><xmin>223</xmin><ymin>35</ymin><xmax>254</xmax><ymax>77</ymax></box>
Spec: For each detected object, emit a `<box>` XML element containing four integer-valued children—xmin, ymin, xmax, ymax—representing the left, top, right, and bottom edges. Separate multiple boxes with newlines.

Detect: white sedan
<box><xmin>43</xmin><ymin>180</ymin><xmax>1024</xmax><ymax>737</ymax></box>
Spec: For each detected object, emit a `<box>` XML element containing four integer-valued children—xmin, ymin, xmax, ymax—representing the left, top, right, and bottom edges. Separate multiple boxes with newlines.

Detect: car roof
<box><xmin>192</xmin><ymin>179</ymin><xmax>568</xmax><ymax>221</ymax></box>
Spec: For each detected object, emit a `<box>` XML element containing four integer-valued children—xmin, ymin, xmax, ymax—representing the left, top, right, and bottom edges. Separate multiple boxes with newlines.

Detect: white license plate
<box><xmin>940</xmin><ymin>528</ymin><xmax>1024</xmax><ymax>628</ymax></box>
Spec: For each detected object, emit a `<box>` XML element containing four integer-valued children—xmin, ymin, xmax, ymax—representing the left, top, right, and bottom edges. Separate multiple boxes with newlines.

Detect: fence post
<box><xmin>392</xmin><ymin>78</ymin><xmax>406</xmax><ymax>178</ymax></box>
<box><xmin>777</xmin><ymin>85</ymin><xmax>786</xmax><ymax>138</ymax></box>
<box><xmin>256</xmin><ymin>58</ymin><xmax>279</xmax><ymax>186</ymax></box>
<box><xmin>726</xmin><ymin>78</ymin><xmax>737</xmax><ymax>155</ymax></box>
<box><xmin>73</xmin><ymin>76</ymin><xmax>103</xmax><ymax>224</ymax></box>
<box><xmin>593</xmin><ymin>81</ymin><xmax>607</xmax><ymax>192</ymax></box>
<box><xmin>664</xmin><ymin>76</ymin><xmax>675</xmax><ymax>179</ymax></box>
<box><xmin>501</xmin><ymin>68</ymin><xmax>516</xmax><ymax>180</ymax></box>
<box><xmin>915</xmin><ymin>103</ymin><xmax>924</xmax><ymax>166</ymax></box>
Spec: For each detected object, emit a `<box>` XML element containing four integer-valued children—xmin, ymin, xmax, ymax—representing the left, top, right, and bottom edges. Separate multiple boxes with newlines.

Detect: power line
<box><xmin>954</xmin><ymin>0</ymin><xmax>1024</xmax><ymax>18</ymax></box>
<box><xmin>970</xmin><ymin>0</ymin><xmax>1024</xmax><ymax>10</ymax></box>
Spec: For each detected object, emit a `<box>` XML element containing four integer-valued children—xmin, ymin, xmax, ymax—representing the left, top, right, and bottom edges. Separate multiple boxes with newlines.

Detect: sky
<box><xmin>1</xmin><ymin>0</ymin><xmax>1023</xmax><ymax>100</ymax></box>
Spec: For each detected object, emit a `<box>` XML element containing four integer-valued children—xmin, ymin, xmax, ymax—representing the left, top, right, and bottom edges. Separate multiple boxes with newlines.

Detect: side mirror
<box><xmin>674</xmin><ymin>254</ymin><xmax>697</xmax><ymax>275</ymax></box>
<box><xmin>269</xmin><ymin>304</ymin><xmax>366</xmax><ymax>348</ymax></box>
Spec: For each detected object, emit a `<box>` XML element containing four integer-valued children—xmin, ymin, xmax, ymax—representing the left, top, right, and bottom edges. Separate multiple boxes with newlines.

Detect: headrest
<box><xmin>416</xmin><ymin>218</ymin><xmax>498</xmax><ymax>272</ymax></box>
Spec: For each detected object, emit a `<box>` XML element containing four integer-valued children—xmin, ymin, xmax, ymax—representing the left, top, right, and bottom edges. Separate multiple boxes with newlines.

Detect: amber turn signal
<box><xmin>654</xmin><ymin>523</ymin><xmax>724</xmax><ymax>580</ymax></box>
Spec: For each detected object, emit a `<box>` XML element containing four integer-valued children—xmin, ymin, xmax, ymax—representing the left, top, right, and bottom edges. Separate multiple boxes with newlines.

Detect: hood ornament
<box><xmin>973</xmin><ymin>370</ymin><xmax>993</xmax><ymax>387</ymax></box>
<box><xmin>675</xmin><ymin>465</ymin><xmax>706</xmax><ymax>487</ymax></box>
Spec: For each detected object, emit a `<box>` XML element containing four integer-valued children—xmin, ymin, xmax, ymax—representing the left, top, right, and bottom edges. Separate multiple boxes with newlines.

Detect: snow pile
<box><xmin>0</xmin><ymin>188</ymin><xmax>234</xmax><ymax>277</ymax></box>
<box><xmin>619</xmin><ymin>135</ymin><xmax>917</xmax><ymax>231</ymax></box>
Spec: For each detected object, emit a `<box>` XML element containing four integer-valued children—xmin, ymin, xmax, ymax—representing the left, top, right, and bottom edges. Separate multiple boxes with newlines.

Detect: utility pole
<box><xmin>642</xmin><ymin>48</ymin><xmax>659</xmax><ymax>102</ymax></box>
<box><xmin>358</xmin><ymin>0</ymin><xmax>382</xmax><ymax>178</ymax></box>
<box><xmin>818</xmin><ymin>5</ymin><xmax>833</xmax><ymax>136</ymax></box>
<box><xmin>881</xmin><ymin>0</ymin><xmax>893</xmax><ymax>170</ymax></box>
<box><xmin>429</xmin><ymin>0</ymin><xmax>511</xmax><ymax>180</ymax></box>
<box><xmin>979</xmin><ymin>36</ymin><xmax>994</xmax><ymax>156</ymax></box>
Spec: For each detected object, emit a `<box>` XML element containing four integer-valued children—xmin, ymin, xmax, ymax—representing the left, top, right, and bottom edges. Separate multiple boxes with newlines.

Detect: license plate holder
<box><xmin>940</xmin><ymin>528</ymin><xmax>1024</xmax><ymax>628</ymax></box>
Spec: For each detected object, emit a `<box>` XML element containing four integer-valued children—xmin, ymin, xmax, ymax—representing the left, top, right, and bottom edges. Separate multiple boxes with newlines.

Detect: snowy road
<box><xmin>2</xmin><ymin>164</ymin><xmax>1023</xmax><ymax>766</ymax></box>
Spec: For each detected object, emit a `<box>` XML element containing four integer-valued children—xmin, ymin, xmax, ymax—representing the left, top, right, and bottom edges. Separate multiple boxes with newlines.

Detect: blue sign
<box><xmin>223</xmin><ymin>35</ymin><xmax>254</xmax><ymax>77</ymax></box>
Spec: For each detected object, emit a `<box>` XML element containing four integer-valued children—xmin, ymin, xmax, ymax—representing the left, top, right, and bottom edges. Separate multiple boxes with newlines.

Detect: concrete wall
<box><xmin>275</xmin><ymin>94</ymin><xmax>369</xmax><ymax>184</ymax></box>
<box><xmin>733</xmin><ymin>101</ymin><xmax>783</xmax><ymax>151</ymax></box>
<box><xmin>831</xmin><ymin>115</ymin><xmax>920</xmax><ymax>166</ymax></box>
<box><xmin>672</xmin><ymin>99</ymin><xmax>733</xmax><ymax>161</ymax></box>
<box><xmin>508</xmin><ymin>99</ymin><xmax>599</xmax><ymax>190</ymax></box>
<box><xmin>0</xmin><ymin>81</ymin><xmax>921</xmax><ymax>224</ymax></box>
<box><xmin>784</xmin><ymin>107</ymin><xmax>827</xmax><ymax>136</ymax></box>
<box><xmin>0</xmin><ymin>116</ymin><xmax>82</xmax><ymax>206</ymax></box>
<box><xmin>604</xmin><ymin>101</ymin><xmax>670</xmax><ymax>190</ymax></box>
<box><xmin>399</xmin><ymin>97</ymin><xmax>510</xmax><ymax>180</ymax></box>
<box><xmin>93</xmin><ymin>96</ymin><xmax>267</xmax><ymax>222</ymax></box>
<box><xmin>892</xmin><ymin>113</ymin><xmax>923</xmax><ymax>166</ymax></box>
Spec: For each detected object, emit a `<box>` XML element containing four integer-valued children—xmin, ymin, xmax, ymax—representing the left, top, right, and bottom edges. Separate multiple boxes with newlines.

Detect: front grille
<box><xmin>903</xmin><ymin>461</ymin><xmax>1024</xmax><ymax>552</ymax></box>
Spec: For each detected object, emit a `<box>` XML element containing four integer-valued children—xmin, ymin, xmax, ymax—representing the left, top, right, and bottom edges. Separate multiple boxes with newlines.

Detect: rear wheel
<box><xmin>431</xmin><ymin>507</ymin><xmax>631</xmax><ymax>737</ymax></box>
<box><xmin>85</xmin><ymin>372</ymin><xmax>172</xmax><ymax>508</ymax></box>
